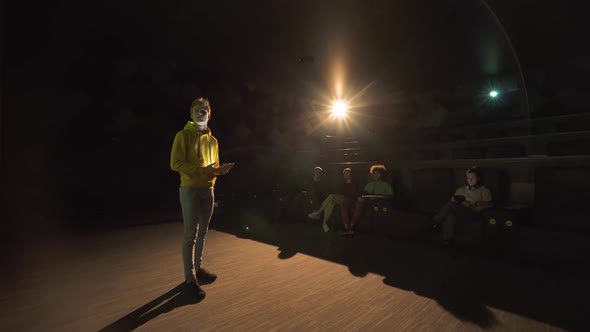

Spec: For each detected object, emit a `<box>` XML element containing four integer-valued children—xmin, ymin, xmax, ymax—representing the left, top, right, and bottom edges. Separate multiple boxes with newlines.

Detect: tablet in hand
<box><xmin>453</xmin><ymin>195</ymin><xmax>466</xmax><ymax>202</ymax></box>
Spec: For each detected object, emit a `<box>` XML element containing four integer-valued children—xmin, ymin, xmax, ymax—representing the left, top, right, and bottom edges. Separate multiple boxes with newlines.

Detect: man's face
<box><xmin>313</xmin><ymin>169</ymin><xmax>322</xmax><ymax>178</ymax></box>
<box><xmin>343</xmin><ymin>170</ymin><xmax>352</xmax><ymax>180</ymax></box>
<box><xmin>191</xmin><ymin>103</ymin><xmax>211</xmax><ymax>125</ymax></box>
<box><xmin>466</xmin><ymin>172</ymin><xmax>479</xmax><ymax>187</ymax></box>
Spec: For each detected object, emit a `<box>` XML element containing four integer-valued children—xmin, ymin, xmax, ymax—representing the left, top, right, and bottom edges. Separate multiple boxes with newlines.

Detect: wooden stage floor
<box><xmin>2</xmin><ymin>220</ymin><xmax>588</xmax><ymax>331</ymax></box>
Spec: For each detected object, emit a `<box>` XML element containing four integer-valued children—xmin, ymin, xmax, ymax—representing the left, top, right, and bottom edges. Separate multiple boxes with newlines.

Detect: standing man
<box><xmin>170</xmin><ymin>97</ymin><xmax>235</xmax><ymax>298</ymax></box>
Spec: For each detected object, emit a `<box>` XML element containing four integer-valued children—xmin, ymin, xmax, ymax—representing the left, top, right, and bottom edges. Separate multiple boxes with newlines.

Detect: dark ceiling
<box><xmin>2</xmin><ymin>0</ymin><xmax>589</xmax><ymax>142</ymax></box>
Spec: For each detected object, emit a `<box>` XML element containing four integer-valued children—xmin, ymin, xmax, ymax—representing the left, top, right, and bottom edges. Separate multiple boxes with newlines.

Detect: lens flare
<box><xmin>332</xmin><ymin>100</ymin><xmax>348</xmax><ymax>117</ymax></box>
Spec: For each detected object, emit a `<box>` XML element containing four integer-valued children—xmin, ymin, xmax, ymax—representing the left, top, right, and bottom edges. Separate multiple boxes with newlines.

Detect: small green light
<box><xmin>489</xmin><ymin>90</ymin><xmax>498</xmax><ymax>98</ymax></box>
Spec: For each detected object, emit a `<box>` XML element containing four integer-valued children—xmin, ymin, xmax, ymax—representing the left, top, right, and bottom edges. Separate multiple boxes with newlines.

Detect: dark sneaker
<box><xmin>197</xmin><ymin>267</ymin><xmax>217</xmax><ymax>283</ymax></box>
<box><xmin>184</xmin><ymin>278</ymin><xmax>206</xmax><ymax>298</ymax></box>
<box><xmin>339</xmin><ymin>229</ymin><xmax>355</xmax><ymax>236</ymax></box>
<box><xmin>431</xmin><ymin>219</ymin><xmax>441</xmax><ymax>230</ymax></box>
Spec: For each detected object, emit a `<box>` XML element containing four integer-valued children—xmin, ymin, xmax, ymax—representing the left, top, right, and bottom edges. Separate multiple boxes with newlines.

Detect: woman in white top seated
<box><xmin>347</xmin><ymin>164</ymin><xmax>394</xmax><ymax>234</ymax></box>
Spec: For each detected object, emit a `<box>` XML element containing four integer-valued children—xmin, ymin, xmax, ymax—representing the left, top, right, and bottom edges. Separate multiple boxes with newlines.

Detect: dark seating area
<box><xmin>214</xmin><ymin>114</ymin><xmax>590</xmax><ymax>269</ymax></box>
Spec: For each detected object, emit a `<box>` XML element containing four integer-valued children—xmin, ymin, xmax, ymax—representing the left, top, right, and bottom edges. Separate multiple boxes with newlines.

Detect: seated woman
<box><xmin>347</xmin><ymin>164</ymin><xmax>394</xmax><ymax>234</ymax></box>
<box><xmin>432</xmin><ymin>166</ymin><xmax>493</xmax><ymax>245</ymax></box>
<box><xmin>308</xmin><ymin>168</ymin><xmax>360</xmax><ymax>232</ymax></box>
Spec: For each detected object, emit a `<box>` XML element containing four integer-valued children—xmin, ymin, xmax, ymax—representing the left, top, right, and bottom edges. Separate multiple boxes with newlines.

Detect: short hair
<box><xmin>313</xmin><ymin>166</ymin><xmax>323</xmax><ymax>172</ymax></box>
<box><xmin>370</xmin><ymin>164</ymin><xmax>387</xmax><ymax>178</ymax></box>
<box><xmin>465</xmin><ymin>166</ymin><xmax>482</xmax><ymax>179</ymax></box>
<box><xmin>342</xmin><ymin>167</ymin><xmax>352</xmax><ymax>174</ymax></box>
<box><xmin>190</xmin><ymin>97</ymin><xmax>210</xmax><ymax>112</ymax></box>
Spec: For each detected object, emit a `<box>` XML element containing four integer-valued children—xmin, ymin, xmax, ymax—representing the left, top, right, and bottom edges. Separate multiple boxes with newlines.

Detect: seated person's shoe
<box><xmin>308</xmin><ymin>211</ymin><xmax>321</xmax><ymax>220</ymax></box>
<box><xmin>197</xmin><ymin>267</ymin><xmax>217</xmax><ymax>283</ymax></box>
<box><xmin>339</xmin><ymin>228</ymin><xmax>355</xmax><ymax>236</ymax></box>
<box><xmin>322</xmin><ymin>222</ymin><xmax>330</xmax><ymax>232</ymax></box>
<box><xmin>431</xmin><ymin>218</ymin><xmax>441</xmax><ymax>230</ymax></box>
<box><xmin>185</xmin><ymin>277</ymin><xmax>206</xmax><ymax>298</ymax></box>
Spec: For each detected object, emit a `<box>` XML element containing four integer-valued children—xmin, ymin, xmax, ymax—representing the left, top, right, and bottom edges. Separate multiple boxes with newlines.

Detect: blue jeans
<box><xmin>180</xmin><ymin>187</ymin><xmax>214</xmax><ymax>282</ymax></box>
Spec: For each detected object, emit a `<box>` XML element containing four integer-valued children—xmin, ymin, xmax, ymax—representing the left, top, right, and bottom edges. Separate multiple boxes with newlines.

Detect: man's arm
<box><xmin>170</xmin><ymin>132</ymin><xmax>203</xmax><ymax>175</ymax></box>
<box><xmin>474</xmin><ymin>188</ymin><xmax>493</xmax><ymax>208</ymax></box>
<box><xmin>383</xmin><ymin>182</ymin><xmax>394</xmax><ymax>198</ymax></box>
<box><xmin>474</xmin><ymin>201</ymin><xmax>493</xmax><ymax>208</ymax></box>
<box><xmin>362</xmin><ymin>182</ymin><xmax>372</xmax><ymax>195</ymax></box>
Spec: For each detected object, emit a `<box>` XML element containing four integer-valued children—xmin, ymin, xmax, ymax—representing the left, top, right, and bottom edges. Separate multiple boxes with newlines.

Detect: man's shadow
<box><xmin>99</xmin><ymin>282</ymin><xmax>206</xmax><ymax>332</ymax></box>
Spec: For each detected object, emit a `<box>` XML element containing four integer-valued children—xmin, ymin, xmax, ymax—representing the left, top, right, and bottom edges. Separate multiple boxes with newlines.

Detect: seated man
<box><xmin>308</xmin><ymin>168</ymin><xmax>360</xmax><ymax>232</ymax></box>
<box><xmin>308</xmin><ymin>166</ymin><xmax>328</xmax><ymax>207</ymax></box>
<box><xmin>348</xmin><ymin>164</ymin><xmax>394</xmax><ymax>234</ymax></box>
<box><xmin>432</xmin><ymin>166</ymin><xmax>493</xmax><ymax>245</ymax></box>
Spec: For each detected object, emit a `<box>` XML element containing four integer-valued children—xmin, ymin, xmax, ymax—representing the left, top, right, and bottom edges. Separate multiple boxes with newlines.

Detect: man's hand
<box><xmin>474</xmin><ymin>201</ymin><xmax>493</xmax><ymax>209</ymax></box>
<box><xmin>216</xmin><ymin>162</ymin><xmax>235</xmax><ymax>176</ymax></box>
<box><xmin>203</xmin><ymin>163</ymin><xmax>218</xmax><ymax>176</ymax></box>
<box><xmin>461</xmin><ymin>200</ymin><xmax>472</xmax><ymax>208</ymax></box>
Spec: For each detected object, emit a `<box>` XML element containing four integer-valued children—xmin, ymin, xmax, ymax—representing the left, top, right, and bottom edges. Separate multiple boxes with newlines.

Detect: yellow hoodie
<box><xmin>170</xmin><ymin>121</ymin><xmax>219</xmax><ymax>189</ymax></box>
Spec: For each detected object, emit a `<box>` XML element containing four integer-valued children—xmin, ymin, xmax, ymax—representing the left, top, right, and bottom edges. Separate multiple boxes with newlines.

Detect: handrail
<box><xmin>399</xmin><ymin>155</ymin><xmax>590</xmax><ymax>168</ymax></box>
<box><xmin>321</xmin><ymin>156</ymin><xmax>590</xmax><ymax>171</ymax></box>
<box><xmin>405</xmin><ymin>130</ymin><xmax>590</xmax><ymax>150</ymax></box>
<box><xmin>407</xmin><ymin>112</ymin><xmax>590</xmax><ymax>137</ymax></box>
<box><xmin>318</xmin><ymin>130</ymin><xmax>590</xmax><ymax>152</ymax></box>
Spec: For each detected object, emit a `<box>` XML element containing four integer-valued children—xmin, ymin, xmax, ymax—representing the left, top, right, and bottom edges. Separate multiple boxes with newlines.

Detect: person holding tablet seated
<box><xmin>432</xmin><ymin>166</ymin><xmax>493</xmax><ymax>245</ymax></box>
<box><xmin>346</xmin><ymin>164</ymin><xmax>394</xmax><ymax>235</ymax></box>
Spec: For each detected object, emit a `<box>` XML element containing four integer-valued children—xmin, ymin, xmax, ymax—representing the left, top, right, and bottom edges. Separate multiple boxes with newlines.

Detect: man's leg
<box><xmin>350</xmin><ymin>197</ymin><xmax>365</xmax><ymax>229</ymax></box>
<box><xmin>180</xmin><ymin>187</ymin><xmax>200</xmax><ymax>283</ymax></box>
<box><xmin>194</xmin><ymin>188</ymin><xmax>214</xmax><ymax>272</ymax></box>
<box><xmin>340</xmin><ymin>202</ymin><xmax>351</xmax><ymax>230</ymax></box>
<box><xmin>318</xmin><ymin>194</ymin><xmax>335</xmax><ymax>213</ymax></box>
<box><xmin>309</xmin><ymin>194</ymin><xmax>334</xmax><ymax>220</ymax></box>
<box><xmin>322</xmin><ymin>195</ymin><xmax>345</xmax><ymax>232</ymax></box>
<box><xmin>434</xmin><ymin>201</ymin><xmax>454</xmax><ymax>224</ymax></box>
<box><xmin>442</xmin><ymin>204</ymin><xmax>478</xmax><ymax>242</ymax></box>
<box><xmin>442</xmin><ymin>213</ymin><xmax>456</xmax><ymax>242</ymax></box>
<box><xmin>329</xmin><ymin>195</ymin><xmax>348</xmax><ymax>229</ymax></box>
<box><xmin>339</xmin><ymin>199</ymin><xmax>357</xmax><ymax>235</ymax></box>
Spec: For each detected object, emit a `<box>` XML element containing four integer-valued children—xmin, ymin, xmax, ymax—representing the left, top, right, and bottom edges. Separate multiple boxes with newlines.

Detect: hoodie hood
<box><xmin>185</xmin><ymin>121</ymin><xmax>211</xmax><ymax>135</ymax></box>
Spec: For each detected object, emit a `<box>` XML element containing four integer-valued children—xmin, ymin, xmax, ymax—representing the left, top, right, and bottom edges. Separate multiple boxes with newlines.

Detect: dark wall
<box><xmin>535</xmin><ymin>167</ymin><xmax>590</xmax><ymax>232</ymax></box>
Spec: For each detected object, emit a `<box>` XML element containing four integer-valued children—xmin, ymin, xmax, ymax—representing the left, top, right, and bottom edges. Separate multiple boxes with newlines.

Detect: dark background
<box><xmin>2</xmin><ymin>0</ymin><xmax>589</xmax><ymax>233</ymax></box>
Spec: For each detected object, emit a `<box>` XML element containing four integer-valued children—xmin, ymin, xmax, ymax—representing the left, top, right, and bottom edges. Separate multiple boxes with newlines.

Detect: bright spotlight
<box><xmin>489</xmin><ymin>90</ymin><xmax>499</xmax><ymax>98</ymax></box>
<box><xmin>331</xmin><ymin>101</ymin><xmax>348</xmax><ymax>117</ymax></box>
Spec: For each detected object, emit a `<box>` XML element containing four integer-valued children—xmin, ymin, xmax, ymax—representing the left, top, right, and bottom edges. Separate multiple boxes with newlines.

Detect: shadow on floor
<box><xmin>98</xmin><ymin>283</ymin><xmax>203</xmax><ymax>332</ymax></box>
<box><xmin>212</xmin><ymin>216</ymin><xmax>588</xmax><ymax>331</ymax></box>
